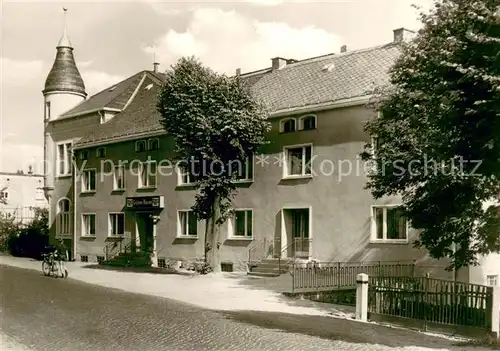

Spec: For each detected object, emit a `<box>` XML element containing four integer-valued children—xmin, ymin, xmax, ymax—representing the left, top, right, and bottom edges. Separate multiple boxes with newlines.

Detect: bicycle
<box><xmin>42</xmin><ymin>252</ymin><xmax>67</xmax><ymax>278</ymax></box>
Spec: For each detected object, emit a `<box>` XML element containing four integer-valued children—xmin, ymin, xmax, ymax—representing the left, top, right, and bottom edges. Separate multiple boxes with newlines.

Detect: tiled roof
<box><xmin>75</xmin><ymin>73</ymin><xmax>164</xmax><ymax>146</ymax></box>
<box><xmin>58</xmin><ymin>70</ymin><xmax>148</xmax><ymax>119</ymax></box>
<box><xmin>243</xmin><ymin>43</ymin><xmax>400</xmax><ymax>113</ymax></box>
<box><xmin>44</xmin><ymin>47</ymin><xmax>87</xmax><ymax>97</ymax></box>
<box><xmin>73</xmin><ymin>42</ymin><xmax>400</xmax><ymax>147</ymax></box>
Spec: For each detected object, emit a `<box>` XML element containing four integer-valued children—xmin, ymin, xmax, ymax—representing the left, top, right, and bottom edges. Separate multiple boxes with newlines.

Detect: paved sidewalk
<box><xmin>0</xmin><ymin>256</ymin><xmax>353</xmax><ymax>318</ymax></box>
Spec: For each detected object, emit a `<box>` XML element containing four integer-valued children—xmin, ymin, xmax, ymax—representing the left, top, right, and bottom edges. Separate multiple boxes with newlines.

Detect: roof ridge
<box><xmin>102</xmin><ymin>70</ymin><xmax>147</xmax><ymax>109</ymax></box>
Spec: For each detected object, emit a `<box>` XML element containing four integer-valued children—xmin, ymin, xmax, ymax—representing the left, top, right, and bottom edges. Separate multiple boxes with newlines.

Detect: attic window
<box><xmin>96</xmin><ymin>147</ymin><xmax>106</xmax><ymax>158</ymax></box>
<box><xmin>108</xmin><ymin>85</ymin><xmax>117</xmax><ymax>92</ymax></box>
<box><xmin>80</xmin><ymin>150</ymin><xmax>89</xmax><ymax>160</ymax></box>
<box><xmin>135</xmin><ymin>140</ymin><xmax>146</xmax><ymax>152</ymax></box>
<box><xmin>145</xmin><ymin>83</ymin><xmax>154</xmax><ymax>90</ymax></box>
<box><xmin>279</xmin><ymin>118</ymin><xmax>296</xmax><ymax>133</ymax></box>
<box><xmin>322</xmin><ymin>63</ymin><xmax>335</xmax><ymax>72</ymax></box>
<box><xmin>148</xmin><ymin>138</ymin><xmax>160</xmax><ymax>150</ymax></box>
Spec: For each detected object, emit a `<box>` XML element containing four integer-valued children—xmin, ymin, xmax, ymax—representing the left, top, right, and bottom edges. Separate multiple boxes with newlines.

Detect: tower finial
<box><xmin>153</xmin><ymin>52</ymin><xmax>160</xmax><ymax>73</ymax></box>
<box><xmin>57</xmin><ymin>7</ymin><xmax>72</xmax><ymax>48</ymax></box>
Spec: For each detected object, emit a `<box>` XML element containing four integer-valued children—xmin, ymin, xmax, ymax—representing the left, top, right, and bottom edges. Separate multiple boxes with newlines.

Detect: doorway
<box><xmin>282</xmin><ymin>208</ymin><xmax>311</xmax><ymax>259</ymax></box>
<box><xmin>136</xmin><ymin>212</ymin><xmax>154</xmax><ymax>253</ymax></box>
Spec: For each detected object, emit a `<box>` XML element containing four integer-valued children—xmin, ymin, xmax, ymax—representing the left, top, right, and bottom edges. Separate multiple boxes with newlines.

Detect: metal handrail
<box><xmin>278</xmin><ymin>237</ymin><xmax>313</xmax><ymax>273</ymax></box>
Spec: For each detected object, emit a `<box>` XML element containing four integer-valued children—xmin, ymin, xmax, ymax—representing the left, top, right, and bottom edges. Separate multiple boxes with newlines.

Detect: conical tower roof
<box><xmin>43</xmin><ymin>8</ymin><xmax>86</xmax><ymax>97</ymax></box>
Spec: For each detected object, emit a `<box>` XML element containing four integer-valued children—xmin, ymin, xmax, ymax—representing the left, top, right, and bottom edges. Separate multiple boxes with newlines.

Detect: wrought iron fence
<box><xmin>368</xmin><ymin>276</ymin><xmax>493</xmax><ymax>330</ymax></box>
<box><xmin>291</xmin><ymin>260</ymin><xmax>416</xmax><ymax>293</ymax></box>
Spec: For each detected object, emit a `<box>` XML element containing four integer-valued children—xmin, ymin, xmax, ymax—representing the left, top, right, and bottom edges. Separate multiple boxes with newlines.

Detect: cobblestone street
<box><xmin>0</xmin><ymin>264</ymin><xmax>489</xmax><ymax>351</ymax></box>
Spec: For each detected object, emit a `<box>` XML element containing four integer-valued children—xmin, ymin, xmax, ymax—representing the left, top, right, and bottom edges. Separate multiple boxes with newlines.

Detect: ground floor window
<box><xmin>371</xmin><ymin>205</ymin><xmax>408</xmax><ymax>242</ymax></box>
<box><xmin>82</xmin><ymin>213</ymin><xmax>96</xmax><ymax>236</ymax></box>
<box><xmin>486</xmin><ymin>275</ymin><xmax>498</xmax><ymax>286</ymax></box>
<box><xmin>230</xmin><ymin>209</ymin><xmax>253</xmax><ymax>238</ymax></box>
<box><xmin>109</xmin><ymin>213</ymin><xmax>125</xmax><ymax>236</ymax></box>
<box><xmin>178</xmin><ymin>210</ymin><xmax>197</xmax><ymax>237</ymax></box>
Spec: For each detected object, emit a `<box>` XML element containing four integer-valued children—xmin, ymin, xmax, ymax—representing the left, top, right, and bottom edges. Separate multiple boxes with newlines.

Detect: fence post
<box><xmin>423</xmin><ymin>273</ymin><xmax>430</xmax><ymax>332</ymax></box>
<box><xmin>291</xmin><ymin>262</ymin><xmax>295</xmax><ymax>294</ymax></box>
<box><xmin>491</xmin><ymin>286</ymin><xmax>500</xmax><ymax>339</ymax></box>
<box><xmin>356</xmin><ymin>273</ymin><xmax>369</xmax><ymax>322</ymax></box>
<box><xmin>337</xmin><ymin>262</ymin><xmax>340</xmax><ymax>289</ymax></box>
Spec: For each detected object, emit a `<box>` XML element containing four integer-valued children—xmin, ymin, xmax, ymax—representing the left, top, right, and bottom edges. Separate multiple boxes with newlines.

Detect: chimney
<box><xmin>235</xmin><ymin>68</ymin><xmax>241</xmax><ymax>76</ymax></box>
<box><xmin>393</xmin><ymin>28</ymin><xmax>416</xmax><ymax>43</ymax></box>
<box><xmin>271</xmin><ymin>57</ymin><xmax>288</xmax><ymax>71</ymax></box>
<box><xmin>153</xmin><ymin>62</ymin><xmax>160</xmax><ymax>73</ymax></box>
<box><xmin>28</xmin><ymin>165</ymin><xmax>33</xmax><ymax>175</ymax></box>
<box><xmin>340</xmin><ymin>45</ymin><xmax>347</xmax><ymax>53</ymax></box>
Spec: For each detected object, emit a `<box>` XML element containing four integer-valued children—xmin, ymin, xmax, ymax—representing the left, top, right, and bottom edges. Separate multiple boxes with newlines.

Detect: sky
<box><xmin>0</xmin><ymin>0</ymin><xmax>434</xmax><ymax>174</ymax></box>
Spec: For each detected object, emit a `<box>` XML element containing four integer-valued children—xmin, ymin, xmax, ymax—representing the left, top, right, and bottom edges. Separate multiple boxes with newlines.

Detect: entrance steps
<box><xmin>247</xmin><ymin>258</ymin><xmax>290</xmax><ymax>277</ymax></box>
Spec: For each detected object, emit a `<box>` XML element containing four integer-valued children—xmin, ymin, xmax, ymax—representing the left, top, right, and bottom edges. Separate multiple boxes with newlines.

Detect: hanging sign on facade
<box><xmin>125</xmin><ymin>196</ymin><xmax>164</xmax><ymax>210</ymax></box>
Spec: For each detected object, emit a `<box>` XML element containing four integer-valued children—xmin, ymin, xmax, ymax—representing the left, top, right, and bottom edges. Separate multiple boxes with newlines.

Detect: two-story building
<box><xmin>0</xmin><ymin>169</ymin><xmax>47</xmax><ymax>223</ymax></box>
<box><xmin>41</xmin><ymin>15</ymin><xmax>499</xmax><ymax>285</ymax></box>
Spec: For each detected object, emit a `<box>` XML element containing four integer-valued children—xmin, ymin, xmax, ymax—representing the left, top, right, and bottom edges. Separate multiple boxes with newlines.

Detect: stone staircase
<box><xmin>247</xmin><ymin>258</ymin><xmax>290</xmax><ymax>277</ymax></box>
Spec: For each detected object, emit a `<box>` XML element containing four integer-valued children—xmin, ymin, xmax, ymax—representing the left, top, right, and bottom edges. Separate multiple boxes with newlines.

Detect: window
<box><xmin>283</xmin><ymin>144</ymin><xmax>312</xmax><ymax>177</ymax></box>
<box><xmin>139</xmin><ymin>161</ymin><xmax>157</xmax><ymax>188</ymax></box>
<box><xmin>279</xmin><ymin>118</ymin><xmax>296</xmax><ymax>133</ymax></box>
<box><xmin>486</xmin><ymin>275</ymin><xmax>498</xmax><ymax>286</ymax></box>
<box><xmin>96</xmin><ymin>147</ymin><xmax>106</xmax><ymax>158</ymax></box>
<box><xmin>230</xmin><ymin>210</ymin><xmax>253</xmax><ymax>238</ymax></box>
<box><xmin>230</xmin><ymin>156</ymin><xmax>254</xmax><ymax>181</ymax></box>
<box><xmin>45</xmin><ymin>101</ymin><xmax>51</xmax><ymax>120</ymax></box>
<box><xmin>148</xmin><ymin>138</ymin><xmax>160</xmax><ymax>150</ymax></box>
<box><xmin>82</xmin><ymin>169</ymin><xmax>96</xmax><ymax>192</ymax></box>
<box><xmin>80</xmin><ymin>255</ymin><xmax>88</xmax><ymax>262</ymax></box>
<box><xmin>178</xmin><ymin>210</ymin><xmax>197</xmax><ymax>237</ymax></box>
<box><xmin>109</xmin><ymin>213</ymin><xmax>125</xmax><ymax>236</ymax></box>
<box><xmin>371</xmin><ymin>206</ymin><xmax>408</xmax><ymax>242</ymax></box>
<box><xmin>113</xmin><ymin>164</ymin><xmax>125</xmax><ymax>190</ymax></box>
<box><xmin>135</xmin><ymin>140</ymin><xmax>146</xmax><ymax>152</ymax></box>
<box><xmin>82</xmin><ymin>214</ymin><xmax>96</xmax><ymax>236</ymax></box>
<box><xmin>56</xmin><ymin>142</ymin><xmax>73</xmax><ymax>176</ymax></box>
<box><xmin>56</xmin><ymin>199</ymin><xmax>71</xmax><ymax>235</ymax></box>
<box><xmin>80</xmin><ymin>150</ymin><xmax>89</xmax><ymax>160</ymax></box>
<box><xmin>35</xmin><ymin>188</ymin><xmax>44</xmax><ymax>201</ymax></box>
<box><xmin>299</xmin><ymin>115</ymin><xmax>317</xmax><ymax>130</ymax></box>
<box><xmin>178</xmin><ymin>164</ymin><xmax>199</xmax><ymax>185</ymax></box>
<box><xmin>0</xmin><ymin>191</ymin><xmax>8</xmax><ymax>199</ymax></box>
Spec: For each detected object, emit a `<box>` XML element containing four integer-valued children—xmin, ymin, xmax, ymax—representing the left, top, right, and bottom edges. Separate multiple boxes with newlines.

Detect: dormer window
<box><xmin>148</xmin><ymin>138</ymin><xmax>160</xmax><ymax>151</ymax></box>
<box><xmin>96</xmin><ymin>147</ymin><xmax>106</xmax><ymax>158</ymax></box>
<box><xmin>299</xmin><ymin>115</ymin><xmax>317</xmax><ymax>130</ymax></box>
<box><xmin>279</xmin><ymin>118</ymin><xmax>296</xmax><ymax>133</ymax></box>
<box><xmin>135</xmin><ymin>140</ymin><xmax>146</xmax><ymax>152</ymax></box>
<box><xmin>80</xmin><ymin>150</ymin><xmax>89</xmax><ymax>160</ymax></box>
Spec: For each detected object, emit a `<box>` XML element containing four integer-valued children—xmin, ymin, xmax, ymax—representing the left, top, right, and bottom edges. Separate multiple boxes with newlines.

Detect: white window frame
<box><xmin>35</xmin><ymin>188</ymin><xmax>44</xmax><ymax>201</ymax></box>
<box><xmin>231</xmin><ymin>155</ymin><xmax>254</xmax><ymax>182</ymax></box>
<box><xmin>283</xmin><ymin>143</ymin><xmax>313</xmax><ymax>179</ymax></box>
<box><xmin>56</xmin><ymin>140</ymin><xmax>73</xmax><ymax>177</ymax></box>
<box><xmin>486</xmin><ymin>275</ymin><xmax>499</xmax><ymax>286</ymax></box>
<box><xmin>45</xmin><ymin>101</ymin><xmax>51</xmax><ymax>120</ymax></box>
<box><xmin>177</xmin><ymin>164</ymin><xmax>198</xmax><ymax>186</ymax></box>
<box><xmin>138</xmin><ymin>161</ymin><xmax>157</xmax><ymax>188</ymax></box>
<box><xmin>113</xmin><ymin>164</ymin><xmax>126</xmax><ymax>190</ymax></box>
<box><xmin>81</xmin><ymin>169</ymin><xmax>96</xmax><ymax>192</ymax></box>
<box><xmin>279</xmin><ymin>118</ymin><xmax>297</xmax><ymax>133</ymax></box>
<box><xmin>56</xmin><ymin>198</ymin><xmax>71</xmax><ymax>236</ymax></box>
<box><xmin>135</xmin><ymin>140</ymin><xmax>146</xmax><ymax>152</ymax></box>
<box><xmin>228</xmin><ymin>209</ymin><xmax>253</xmax><ymax>239</ymax></box>
<box><xmin>96</xmin><ymin>147</ymin><xmax>106</xmax><ymax>158</ymax></box>
<box><xmin>80</xmin><ymin>150</ymin><xmax>89</xmax><ymax>160</ymax></box>
<box><xmin>108</xmin><ymin>212</ymin><xmax>125</xmax><ymax>236</ymax></box>
<box><xmin>81</xmin><ymin>213</ymin><xmax>96</xmax><ymax>236</ymax></box>
<box><xmin>0</xmin><ymin>191</ymin><xmax>8</xmax><ymax>199</ymax></box>
<box><xmin>148</xmin><ymin>138</ymin><xmax>160</xmax><ymax>151</ymax></box>
<box><xmin>298</xmin><ymin>114</ymin><xmax>317</xmax><ymax>130</ymax></box>
<box><xmin>177</xmin><ymin>210</ymin><xmax>198</xmax><ymax>237</ymax></box>
<box><xmin>370</xmin><ymin>205</ymin><xmax>409</xmax><ymax>243</ymax></box>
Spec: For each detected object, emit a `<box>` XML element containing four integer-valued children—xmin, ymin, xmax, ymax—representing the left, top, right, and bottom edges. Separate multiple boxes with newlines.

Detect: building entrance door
<box><xmin>136</xmin><ymin>212</ymin><xmax>154</xmax><ymax>253</ymax></box>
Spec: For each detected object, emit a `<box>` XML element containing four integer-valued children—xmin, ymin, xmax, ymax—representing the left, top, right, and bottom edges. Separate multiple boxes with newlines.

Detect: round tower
<box><xmin>43</xmin><ymin>8</ymin><xmax>86</xmax><ymax>201</ymax></box>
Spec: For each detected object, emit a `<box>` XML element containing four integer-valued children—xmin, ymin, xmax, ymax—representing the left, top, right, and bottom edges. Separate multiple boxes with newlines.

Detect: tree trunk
<box><xmin>204</xmin><ymin>194</ymin><xmax>221</xmax><ymax>273</ymax></box>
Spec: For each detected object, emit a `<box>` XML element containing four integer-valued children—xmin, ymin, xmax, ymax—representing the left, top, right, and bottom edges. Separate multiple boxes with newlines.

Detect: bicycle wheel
<box><xmin>42</xmin><ymin>261</ymin><xmax>50</xmax><ymax>276</ymax></box>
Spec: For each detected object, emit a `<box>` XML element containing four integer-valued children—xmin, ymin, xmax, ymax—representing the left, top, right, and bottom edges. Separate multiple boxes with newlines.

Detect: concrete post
<box><xmin>150</xmin><ymin>215</ymin><xmax>160</xmax><ymax>268</ymax></box>
<box><xmin>491</xmin><ymin>286</ymin><xmax>500</xmax><ymax>338</ymax></box>
<box><xmin>356</xmin><ymin>273</ymin><xmax>369</xmax><ymax>322</ymax></box>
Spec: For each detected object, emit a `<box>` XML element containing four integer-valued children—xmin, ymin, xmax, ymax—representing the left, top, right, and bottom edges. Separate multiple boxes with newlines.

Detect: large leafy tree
<box><xmin>362</xmin><ymin>0</ymin><xmax>500</xmax><ymax>271</ymax></box>
<box><xmin>157</xmin><ymin>57</ymin><xmax>270</xmax><ymax>273</ymax></box>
